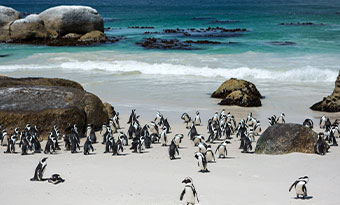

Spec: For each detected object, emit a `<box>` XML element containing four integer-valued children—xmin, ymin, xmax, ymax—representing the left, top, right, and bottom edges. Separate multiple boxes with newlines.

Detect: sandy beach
<box><xmin>1</xmin><ymin>113</ymin><xmax>340</xmax><ymax>205</ymax></box>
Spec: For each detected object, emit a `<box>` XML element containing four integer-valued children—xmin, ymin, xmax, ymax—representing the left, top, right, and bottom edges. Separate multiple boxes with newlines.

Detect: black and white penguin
<box><xmin>30</xmin><ymin>157</ymin><xmax>48</xmax><ymax>181</ymax></box>
<box><xmin>314</xmin><ymin>133</ymin><xmax>327</xmax><ymax>155</ymax></box>
<box><xmin>118</xmin><ymin>131</ymin><xmax>129</xmax><ymax>146</ymax></box>
<box><xmin>188</xmin><ymin>124</ymin><xmax>199</xmax><ymax>141</ymax></box>
<box><xmin>194</xmin><ymin>111</ymin><xmax>201</xmax><ymax>126</ymax></box>
<box><xmin>48</xmin><ymin>174</ymin><xmax>65</xmax><ymax>185</ymax></box>
<box><xmin>51</xmin><ymin>126</ymin><xmax>61</xmax><ymax>150</ymax></box>
<box><xmin>212</xmin><ymin>112</ymin><xmax>219</xmax><ymax>122</ymax></box>
<box><xmin>113</xmin><ymin>111</ymin><xmax>120</xmax><ymax>129</ymax></box>
<box><xmin>303</xmin><ymin>119</ymin><xmax>314</xmax><ymax>129</ymax></box>
<box><xmin>160</xmin><ymin>126</ymin><xmax>167</xmax><ymax>146</ymax></box>
<box><xmin>319</xmin><ymin>114</ymin><xmax>327</xmax><ymax>129</ymax></box>
<box><xmin>205</xmin><ymin>145</ymin><xmax>215</xmax><ymax>162</ymax></box>
<box><xmin>253</xmin><ymin>121</ymin><xmax>261</xmax><ymax>136</ymax></box>
<box><xmin>198</xmin><ymin>142</ymin><xmax>208</xmax><ymax>154</ymax></box>
<box><xmin>328</xmin><ymin>128</ymin><xmax>338</xmax><ymax>146</ymax></box>
<box><xmin>324</xmin><ymin>118</ymin><xmax>331</xmax><ymax>132</ymax></box>
<box><xmin>100</xmin><ymin>124</ymin><xmax>108</xmax><ymax>144</ymax></box>
<box><xmin>83</xmin><ymin>135</ymin><xmax>94</xmax><ymax>155</ymax></box>
<box><xmin>215</xmin><ymin>140</ymin><xmax>231</xmax><ymax>158</ymax></box>
<box><xmin>1</xmin><ymin>129</ymin><xmax>8</xmax><ymax>146</ymax></box>
<box><xmin>44</xmin><ymin>132</ymin><xmax>57</xmax><ymax>154</ymax></box>
<box><xmin>277</xmin><ymin>112</ymin><xmax>286</xmax><ymax>124</ymax></box>
<box><xmin>20</xmin><ymin>132</ymin><xmax>31</xmax><ymax>155</ymax></box>
<box><xmin>63</xmin><ymin>134</ymin><xmax>71</xmax><ymax>151</ymax></box>
<box><xmin>193</xmin><ymin>135</ymin><xmax>205</xmax><ymax>146</ymax></box>
<box><xmin>4</xmin><ymin>128</ymin><xmax>19</xmax><ymax>154</ymax></box>
<box><xmin>114</xmin><ymin>138</ymin><xmax>124</xmax><ymax>155</ymax></box>
<box><xmin>104</xmin><ymin>133</ymin><xmax>115</xmax><ymax>154</ymax></box>
<box><xmin>173</xmin><ymin>134</ymin><xmax>184</xmax><ymax>148</ymax></box>
<box><xmin>289</xmin><ymin>176</ymin><xmax>309</xmax><ymax>199</ymax></box>
<box><xmin>240</xmin><ymin>133</ymin><xmax>252</xmax><ymax>153</ymax></box>
<box><xmin>168</xmin><ymin>140</ymin><xmax>179</xmax><ymax>160</ymax></box>
<box><xmin>109</xmin><ymin>119</ymin><xmax>118</xmax><ymax>134</ymax></box>
<box><xmin>194</xmin><ymin>152</ymin><xmax>208</xmax><ymax>172</ymax></box>
<box><xmin>31</xmin><ymin>130</ymin><xmax>41</xmax><ymax>153</ymax></box>
<box><xmin>268</xmin><ymin>115</ymin><xmax>277</xmax><ymax>126</ymax></box>
<box><xmin>86</xmin><ymin>124</ymin><xmax>97</xmax><ymax>143</ymax></box>
<box><xmin>180</xmin><ymin>177</ymin><xmax>199</xmax><ymax>205</ymax></box>
<box><xmin>69</xmin><ymin>128</ymin><xmax>80</xmax><ymax>153</ymax></box>
<box><xmin>181</xmin><ymin>113</ymin><xmax>191</xmax><ymax>128</ymax></box>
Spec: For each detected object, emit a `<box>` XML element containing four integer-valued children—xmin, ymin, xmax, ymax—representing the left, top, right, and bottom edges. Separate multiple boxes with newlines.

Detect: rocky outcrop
<box><xmin>0</xmin><ymin>76</ymin><xmax>109</xmax><ymax>139</ymax></box>
<box><xmin>39</xmin><ymin>6</ymin><xmax>104</xmax><ymax>36</ymax></box>
<box><xmin>311</xmin><ymin>70</ymin><xmax>340</xmax><ymax>112</ymax></box>
<box><xmin>0</xmin><ymin>5</ymin><xmax>115</xmax><ymax>46</ymax></box>
<box><xmin>0</xmin><ymin>6</ymin><xmax>21</xmax><ymax>40</ymax></box>
<box><xmin>255</xmin><ymin>123</ymin><xmax>328</xmax><ymax>154</ymax></box>
<box><xmin>211</xmin><ymin>78</ymin><xmax>262</xmax><ymax>107</ymax></box>
<box><xmin>9</xmin><ymin>14</ymin><xmax>47</xmax><ymax>40</ymax></box>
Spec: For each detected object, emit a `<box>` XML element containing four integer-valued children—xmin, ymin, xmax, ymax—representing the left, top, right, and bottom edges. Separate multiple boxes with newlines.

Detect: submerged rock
<box><xmin>211</xmin><ymin>78</ymin><xmax>262</xmax><ymax>107</ymax></box>
<box><xmin>255</xmin><ymin>123</ymin><xmax>327</xmax><ymax>154</ymax></box>
<box><xmin>311</xmin><ymin>70</ymin><xmax>340</xmax><ymax>112</ymax></box>
<box><xmin>0</xmin><ymin>76</ymin><xmax>109</xmax><ymax>138</ymax></box>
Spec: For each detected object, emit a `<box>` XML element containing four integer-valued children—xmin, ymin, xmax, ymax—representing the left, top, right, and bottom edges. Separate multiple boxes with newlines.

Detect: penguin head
<box><xmin>182</xmin><ymin>177</ymin><xmax>193</xmax><ymax>184</ymax></box>
<box><xmin>196</xmin><ymin>111</ymin><xmax>199</xmax><ymax>115</ymax></box>
<box><xmin>298</xmin><ymin>176</ymin><xmax>309</xmax><ymax>183</ymax></box>
<box><xmin>41</xmin><ymin>157</ymin><xmax>48</xmax><ymax>164</ymax></box>
<box><xmin>318</xmin><ymin>132</ymin><xmax>324</xmax><ymax>139</ymax></box>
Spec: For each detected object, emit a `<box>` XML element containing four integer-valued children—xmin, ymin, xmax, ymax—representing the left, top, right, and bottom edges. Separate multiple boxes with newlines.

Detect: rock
<box><xmin>255</xmin><ymin>123</ymin><xmax>328</xmax><ymax>154</ymax></box>
<box><xmin>0</xmin><ymin>6</ymin><xmax>21</xmax><ymax>27</ymax></box>
<box><xmin>0</xmin><ymin>76</ymin><xmax>109</xmax><ymax>138</ymax></box>
<box><xmin>211</xmin><ymin>78</ymin><xmax>262</xmax><ymax>107</ymax></box>
<box><xmin>79</xmin><ymin>30</ymin><xmax>107</xmax><ymax>42</ymax></box>
<box><xmin>311</xmin><ymin>70</ymin><xmax>340</xmax><ymax>112</ymax></box>
<box><xmin>39</xmin><ymin>5</ymin><xmax>104</xmax><ymax>36</ymax></box>
<box><xmin>103</xmin><ymin>102</ymin><xmax>116</xmax><ymax>119</ymax></box>
<box><xmin>9</xmin><ymin>14</ymin><xmax>47</xmax><ymax>40</ymax></box>
<box><xmin>0</xmin><ymin>6</ymin><xmax>21</xmax><ymax>41</ymax></box>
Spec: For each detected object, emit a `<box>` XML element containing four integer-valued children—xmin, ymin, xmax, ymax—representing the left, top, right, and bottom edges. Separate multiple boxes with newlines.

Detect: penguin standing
<box><xmin>180</xmin><ymin>177</ymin><xmax>199</xmax><ymax>205</ymax></box>
<box><xmin>319</xmin><ymin>114</ymin><xmax>327</xmax><ymax>129</ymax></box>
<box><xmin>215</xmin><ymin>140</ymin><xmax>230</xmax><ymax>158</ymax></box>
<box><xmin>63</xmin><ymin>134</ymin><xmax>71</xmax><ymax>151</ymax></box>
<box><xmin>1</xmin><ymin>129</ymin><xmax>8</xmax><ymax>146</ymax></box>
<box><xmin>314</xmin><ymin>133</ymin><xmax>327</xmax><ymax>155</ymax></box>
<box><xmin>119</xmin><ymin>131</ymin><xmax>129</xmax><ymax>146</ymax></box>
<box><xmin>173</xmin><ymin>134</ymin><xmax>184</xmax><ymax>148</ymax></box>
<box><xmin>193</xmin><ymin>135</ymin><xmax>204</xmax><ymax>146</ymax></box>
<box><xmin>44</xmin><ymin>132</ymin><xmax>56</xmax><ymax>154</ymax></box>
<box><xmin>168</xmin><ymin>140</ymin><xmax>179</xmax><ymax>160</ymax></box>
<box><xmin>100</xmin><ymin>124</ymin><xmax>108</xmax><ymax>144</ymax></box>
<box><xmin>4</xmin><ymin>128</ymin><xmax>19</xmax><ymax>154</ymax></box>
<box><xmin>198</xmin><ymin>142</ymin><xmax>208</xmax><ymax>154</ymax></box>
<box><xmin>70</xmin><ymin>131</ymin><xmax>80</xmax><ymax>154</ymax></box>
<box><xmin>205</xmin><ymin>145</ymin><xmax>215</xmax><ymax>162</ymax></box>
<box><xmin>113</xmin><ymin>112</ymin><xmax>120</xmax><ymax>129</ymax></box>
<box><xmin>194</xmin><ymin>152</ymin><xmax>208</xmax><ymax>172</ymax></box>
<box><xmin>160</xmin><ymin>126</ymin><xmax>168</xmax><ymax>146</ymax></box>
<box><xmin>188</xmin><ymin>125</ymin><xmax>198</xmax><ymax>141</ymax></box>
<box><xmin>277</xmin><ymin>112</ymin><xmax>285</xmax><ymax>124</ymax></box>
<box><xmin>194</xmin><ymin>111</ymin><xmax>201</xmax><ymax>126</ymax></box>
<box><xmin>86</xmin><ymin>124</ymin><xmax>97</xmax><ymax>143</ymax></box>
<box><xmin>289</xmin><ymin>176</ymin><xmax>309</xmax><ymax>199</ymax></box>
<box><xmin>83</xmin><ymin>135</ymin><xmax>94</xmax><ymax>155</ymax></box>
<box><xmin>30</xmin><ymin>157</ymin><xmax>48</xmax><ymax>181</ymax></box>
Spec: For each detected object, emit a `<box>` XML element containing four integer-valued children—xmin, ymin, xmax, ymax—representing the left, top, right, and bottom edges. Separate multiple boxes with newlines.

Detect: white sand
<box><xmin>0</xmin><ymin>114</ymin><xmax>340</xmax><ymax>205</ymax></box>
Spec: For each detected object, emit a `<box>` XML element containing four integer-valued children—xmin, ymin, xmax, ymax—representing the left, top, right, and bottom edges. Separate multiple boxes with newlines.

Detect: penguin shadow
<box><xmin>178</xmin><ymin>147</ymin><xmax>187</xmax><ymax>150</ymax></box>
<box><xmin>170</xmin><ymin>157</ymin><xmax>181</xmax><ymax>160</ymax></box>
<box><xmin>217</xmin><ymin>156</ymin><xmax>235</xmax><ymax>160</ymax></box>
<box><xmin>241</xmin><ymin>151</ymin><xmax>255</xmax><ymax>154</ymax></box>
<box><xmin>293</xmin><ymin>196</ymin><xmax>313</xmax><ymax>200</ymax></box>
<box><xmin>116</xmin><ymin>153</ymin><xmax>129</xmax><ymax>156</ymax></box>
<box><xmin>199</xmin><ymin>170</ymin><xmax>210</xmax><ymax>173</ymax></box>
<box><xmin>84</xmin><ymin>152</ymin><xmax>96</xmax><ymax>155</ymax></box>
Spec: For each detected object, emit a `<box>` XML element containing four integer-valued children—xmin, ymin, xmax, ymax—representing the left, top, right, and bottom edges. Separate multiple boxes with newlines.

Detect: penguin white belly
<box><xmin>198</xmin><ymin>156</ymin><xmax>204</xmax><ymax>170</ymax></box>
<box><xmin>184</xmin><ymin>187</ymin><xmax>195</xmax><ymax>204</ymax></box>
<box><xmin>161</xmin><ymin>133</ymin><xmax>166</xmax><ymax>145</ymax></box>
<box><xmin>193</xmin><ymin>138</ymin><xmax>200</xmax><ymax>146</ymax></box>
<box><xmin>175</xmin><ymin>138</ymin><xmax>180</xmax><ymax>146</ymax></box>
<box><xmin>277</xmin><ymin>117</ymin><xmax>284</xmax><ymax>124</ymax></box>
<box><xmin>198</xmin><ymin>145</ymin><xmax>206</xmax><ymax>154</ymax></box>
<box><xmin>194</xmin><ymin>117</ymin><xmax>201</xmax><ymax>125</ymax></box>
<box><xmin>218</xmin><ymin>146</ymin><xmax>225</xmax><ymax>157</ymax></box>
<box><xmin>296</xmin><ymin>182</ymin><xmax>305</xmax><ymax>195</ymax></box>
<box><xmin>206</xmin><ymin>151</ymin><xmax>213</xmax><ymax>162</ymax></box>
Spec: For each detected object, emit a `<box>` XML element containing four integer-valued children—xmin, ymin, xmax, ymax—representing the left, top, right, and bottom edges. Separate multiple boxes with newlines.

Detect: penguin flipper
<box><xmin>180</xmin><ymin>189</ymin><xmax>185</xmax><ymax>201</ymax></box>
<box><xmin>289</xmin><ymin>181</ymin><xmax>298</xmax><ymax>192</ymax></box>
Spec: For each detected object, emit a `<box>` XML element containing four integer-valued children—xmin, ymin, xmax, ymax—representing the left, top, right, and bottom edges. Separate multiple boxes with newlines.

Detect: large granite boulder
<box><xmin>0</xmin><ymin>6</ymin><xmax>21</xmax><ymax>41</ymax></box>
<box><xmin>311</xmin><ymin>70</ymin><xmax>340</xmax><ymax>112</ymax></box>
<box><xmin>211</xmin><ymin>78</ymin><xmax>262</xmax><ymax>107</ymax></box>
<box><xmin>255</xmin><ymin>123</ymin><xmax>327</xmax><ymax>154</ymax></box>
<box><xmin>0</xmin><ymin>76</ymin><xmax>109</xmax><ymax>139</ymax></box>
<box><xmin>9</xmin><ymin>14</ymin><xmax>48</xmax><ymax>40</ymax></box>
<box><xmin>39</xmin><ymin>5</ymin><xmax>104</xmax><ymax>36</ymax></box>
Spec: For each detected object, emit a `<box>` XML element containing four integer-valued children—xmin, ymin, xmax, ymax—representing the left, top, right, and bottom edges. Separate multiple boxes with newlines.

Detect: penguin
<box><xmin>289</xmin><ymin>176</ymin><xmax>309</xmax><ymax>199</ymax></box>
<box><xmin>168</xmin><ymin>140</ymin><xmax>179</xmax><ymax>160</ymax></box>
<box><xmin>48</xmin><ymin>174</ymin><xmax>65</xmax><ymax>185</ymax></box>
<box><xmin>149</xmin><ymin>122</ymin><xmax>159</xmax><ymax>135</ymax></box>
<box><xmin>44</xmin><ymin>132</ymin><xmax>56</xmax><ymax>154</ymax></box>
<box><xmin>205</xmin><ymin>145</ymin><xmax>215</xmax><ymax>162</ymax></box>
<box><xmin>212</xmin><ymin>112</ymin><xmax>219</xmax><ymax>122</ymax></box>
<box><xmin>51</xmin><ymin>126</ymin><xmax>61</xmax><ymax>150</ymax></box>
<box><xmin>328</xmin><ymin>128</ymin><xmax>338</xmax><ymax>146</ymax></box>
<box><xmin>130</xmin><ymin>137</ymin><xmax>143</xmax><ymax>153</ymax></box>
<box><xmin>31</xmin><ymin>132</ymin><xmax>42</xmax><ymax>153</ymax></box>
<box><xmin>188</xmin><ymin>124</ymin><xmax>198</xmax><ymax>141</ymax></box>
<box><xmin>219</xmin><ymin>109</ymin><xmax>226</xmax><ymax>120</ymax></box>
<box><xmin>30</xmin><ymin>157</ymin><xmax>48</xmax><ymax>181</ymax></box>
<box><xmin>193</xmin><ymin>135</ymin><xmax>205</xmax><ymax>146</ymax></box>
<box><xmin>303</xmin><ymin>119</ymin><xmax>314</xmax><ymax>129</ymax></box>
<box><xmin>127</xmin><ymin>109</ymin><xmax>137</xmax><ymax>124</ymax></box>
<box><xmin>83</xmin><ymin>135</ymin><xmax>94</xmax><ymax>155</ymax></box>
<box><xmin>100</xmin><ymin>124</ymin><xmax>108</xmax><ymax>144</ymax></box>
<box><xmin>70</xmin><ymin>130</ymin><xmax>80</xmax><ymax>154</ymax></box>
<box><xmin>86</xmin><ymin>124</ymin><xmax>97</xmax><ymax>143</ymax></box>
<box><xmin>113</xmin><ymin>111</ymin><xmax>120</xmax><ymax>129</ymax></box>
<box><xmin>248</xmin><ymin>129</ymin><xmax>255</xmax><ymax>142</ymax></box>
<box><xmin>194</xmin><ymin>111</ymin><xmax>201</xmax><ymax>126</ymax></box>
<box><xmin>20</xmin><ymin>133</ymin><xmax>31</xmax><ymax>155</ymax></box>
<box><xmin>198</xmin><ymin>142</ymin><xmax>208</xmax><ymax>154</ymax></box>
<box><xmin>324</xmin><ymin>118</ymin><xmax>331</xmax><ymax>132</ymax></box>
<box><xmin>173</xmin><ymin>134</ymin><xmax>184</xmax><ymax>148</ymax></box>
<box><xmin>319</xmin><ymin>114</ymin><xmax>327</xmax><ymax>129</ymax></box>
<box><xmin>118</xmin><ymin>131</ymin><xmax>129</xmax><ymax>146</ymax></box>
<box><xmin>160</xmin><ymin>126</ymin><xmax>167</xmax><ymax>146</ymax></box>
<box><xmin>215</xmin><ymin>140</ymin><xmax>231</xmax><ymax>158</ymax></box>
<box><xmin>155</xmin><ymin>111</ymin><xmax>163</xmax><ymax>125</ymax></box>
<box><xmin>277</xmin><ymin>112</ymin><xmax>285</xmax><ymax>124</ymax></box>
<box><xmin>1</xmin><ymin>129</ymin><xmax>8</xmax><ymax>146</ymax></box>
<box><xmin>114</xmin><ymin>139</ymin><xmax>124</xmax><ymax>155</ymax></box>
<box><xmin>314</xmin><ymin>133</ymin><xmax>327</xmax><ymax>155</ymax></box>
<box><xmin>109</xmin><ymin>119</ymin><xmax>118</xmax><ymax>134</ymax></box>
<box><xmin>181</xmin><ymin>113</ymin><xmax>191</xmax><ymax>126</ymax></box>
<box><xmin>4</xmin><ymin>128</ymin><xmax>19</xmax><ymax>154</ymax></box>
<box><xmin>246</xmin><ymin>112</ymin><xmax>254</xmax><ymax>126</ymax></box>
<box><xmin>194</xmin><ymin>152</ymin><xmax>208</xmax><ymax>172</ymax></box>
<box><xmin>104</xmin><ymin>133</ymin><xmax>115</xmax><ymax>154</ymax></box>
<box><xmin>180</xmin><ymin>177</ymin><xmax>199</xmax><ymax>205</ymax></box>
<box><xmin>63</xmin><ymin>134</ymin><xmax>71</xmax><ymax>151</ymax></box>
<box><xmin>268</xmin><ymin>115</ymin><xmax>277</xmax><ymax>126</ymax></box>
